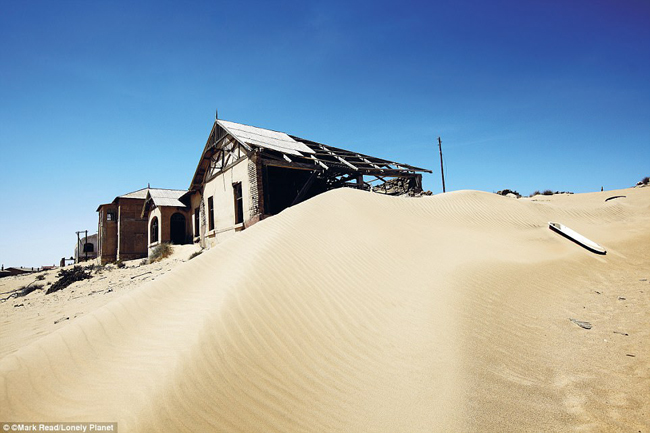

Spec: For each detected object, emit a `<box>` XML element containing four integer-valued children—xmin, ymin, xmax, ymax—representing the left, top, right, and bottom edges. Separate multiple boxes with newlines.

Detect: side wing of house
<box><xmin>142</xmin><ymin>189</ymin><xmax>192</xmax><ymax>252</ymax></box>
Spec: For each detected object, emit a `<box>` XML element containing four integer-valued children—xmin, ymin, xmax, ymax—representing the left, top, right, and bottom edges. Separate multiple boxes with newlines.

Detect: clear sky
<box><xmin>1</xmin><ymin>0</ymin><xmax>649</xmax><ymax>268</ymax></box>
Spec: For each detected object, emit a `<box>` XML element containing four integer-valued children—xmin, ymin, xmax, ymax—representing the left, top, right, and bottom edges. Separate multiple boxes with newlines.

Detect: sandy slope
<box><xmin>1</xmin><ymin>187</ymin><xmax>648</xmax><ymax>432</ymax></box>
<box><xmin>0</xmin><ymin>244</ymin><xmax>201</xmax><ymax>359</ymax></box>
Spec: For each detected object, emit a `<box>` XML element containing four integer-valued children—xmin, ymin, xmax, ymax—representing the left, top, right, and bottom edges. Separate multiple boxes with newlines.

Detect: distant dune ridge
<box><xmin>1</xmin><ymin>187</ymin><xmax>649</xmax><ymax>432</ymax></box>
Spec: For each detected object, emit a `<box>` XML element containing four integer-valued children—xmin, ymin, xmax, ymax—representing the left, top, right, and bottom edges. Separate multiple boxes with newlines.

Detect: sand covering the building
<box><xmin>1</xmin><ymin>187</ymin><xmax>649</xmax><ymax>432</ymax></box>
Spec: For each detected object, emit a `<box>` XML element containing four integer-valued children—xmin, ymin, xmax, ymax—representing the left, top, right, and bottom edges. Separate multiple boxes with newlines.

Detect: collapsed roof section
<box><xmin>190</xmin><ymin>119</ymin><xmax>431</xmax><ymax>194</ymax></box>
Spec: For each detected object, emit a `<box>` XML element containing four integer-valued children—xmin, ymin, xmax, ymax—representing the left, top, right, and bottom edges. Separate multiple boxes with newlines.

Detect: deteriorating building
<box><xmin>74</xmin><ymin>233</ymin><xmax>98</xmax><ymax>263</ymax></box>
<box><xmin>96</xmin><ymin>116</ymin><xmax>430</xmax><ymax>261</ymax></box>
<box><xmin>185</xmin><ymin>118</ymin><xmax>431</xmax><ymax>248</ymax></box>
<box><xmin>1</xmin><ymin>267</ymin><xmax>38</xmax><ymax>276</ymax></box>
<box><xmin>141</xmin><ymin>188</ymin><xmax>192</xmax><ymax>248</ymax></box>
<box><xmin>97</xmin><ymin>187</ymin><xmax>188</xmax><ymax>264</ymax></box>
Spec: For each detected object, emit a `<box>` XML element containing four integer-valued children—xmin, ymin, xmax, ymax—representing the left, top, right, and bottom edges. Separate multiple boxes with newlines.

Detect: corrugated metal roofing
<box><xmin>118</xmin><ymin>188</ymin><xmax>149</xmax><ymax>200</ymax></box>
<box><xmin>149</xmin><ymin>189</ymin><xmax>187</xmax><ymax>199</ymax></box>
<box><xmin>188</xmin><ymin>118</ymin><xmax>431</xmax><ymax>192</ymax></box>
<box><xmin>218</xmin><ymin>120</ymin><xmax>315</xmax><ymax>156</ymax></box>
<box><xmin>151</xmin><ymin>197</ymin><xmax>186</xmax><ymax>207</ymax></box>
<box><xmin>147</xmin><ymin>188</ymin><xmax>187</xmax><ymax>208</ymax></box>
<box><xmin>120</xmin><ymin>188</ymin><xmax>186</xmax><ymax>202</ymax></box>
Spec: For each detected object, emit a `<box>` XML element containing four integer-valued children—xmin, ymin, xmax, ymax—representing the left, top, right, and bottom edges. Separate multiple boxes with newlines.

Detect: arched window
<box><xmin>150</xmin><ymin>217</ymin><xmax>159</xmax><ymax>243</ymax></box>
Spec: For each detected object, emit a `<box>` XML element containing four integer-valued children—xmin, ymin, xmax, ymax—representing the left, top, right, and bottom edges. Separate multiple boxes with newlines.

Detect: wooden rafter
<box><xmin>190</xmin><ymin>120</ymin><xmax>431</xmax><ymax>193</ymax></box>
<box><xmin>318</xmin><ymin>144</ymin><xmax>357</xmax><ymax>170</ymax></box>
<box><xmin>310</xmin><ymin>155</ymin><xmax>328</xmax><ymax>170</ymax></box>
<box><xmin>291</xmin><ymin>170</ymin><xmax>321</xmax><ymax>206</ymax></box>
<box><xmin>356</xmin><ymin>154</ymin><xmax>383</xmax><ymax>171</ymax></box>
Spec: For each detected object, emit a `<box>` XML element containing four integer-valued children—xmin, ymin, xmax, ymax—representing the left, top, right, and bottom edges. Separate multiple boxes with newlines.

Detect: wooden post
<box><xmin>76</xmin><ymin>231</ymin><xmax>81</xmax><ymax>264</ymax></box>
<box><xmin>291</xmin><ymin>171</ymin><xmax>319</xmax><ymax>206</ymax></box>
<box><xmin>438</xmin><ymin>137</ymin><xmax>446</xmax><ymax>193</ymax></box>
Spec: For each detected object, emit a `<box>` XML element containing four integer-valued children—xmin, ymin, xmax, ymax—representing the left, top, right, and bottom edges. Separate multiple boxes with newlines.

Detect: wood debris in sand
<box><xmin>569</xmin><ymin>318</ymin><xmax>593</xmax><ymax>329</ymax></box>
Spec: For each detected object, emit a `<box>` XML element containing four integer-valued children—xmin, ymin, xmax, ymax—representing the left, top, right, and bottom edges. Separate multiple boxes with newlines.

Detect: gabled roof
<box><xmin>190</xmin><ymin>119</ymin><xmax>431</xmax><ymax>191</ymax></box>
<box><xmin>140</xmin><ymin>188</ymin><xmax>189</xmax><ymax>218</ymax></box>
<box><xmin>118</xmin><ymin>187</ymin><xmax>150</xmax><ymax>200</ymax></box>
<box><xmin>144</xmin><ymin>188</ymin><xmax>188</xmax><ymax>208</ymax></box>
<box><xmin>219</xmin><ymin>120</ymin><xmax>314</xmax><ymax>156</ymax></box>
<box><xmin>98</xmin><ymin>187</ymin><xmax>188</xmax><ymax>212</ymax></box>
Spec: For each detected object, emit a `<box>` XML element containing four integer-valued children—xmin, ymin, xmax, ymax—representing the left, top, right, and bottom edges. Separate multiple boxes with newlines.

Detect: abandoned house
<box><xmin>96</xmin><ymin>116</ymin><xmax>430</xmax><ymax>261</ymax></box>
<box><xmin>185</xmin><ymin>118</ymin><xmax>431</xmax><ymax>249</ymax></box>
<box><xmin>141</xmin><ymin>188</ymin><xmax>192</xmax><ymax>248</ymax></box>
<box><xmin>74</xmin><ymin>233</ymin><xmax>98</xmax><ymax>263</ymax></box>
<box><xmin>96</xmin><ymin>187</ymin><xmax>187</xmax><ymax>264</ymax></box>
<box><xmin>1</xmin><ymin>266</ymin><xmax>38</xmax><ymax>277</ymax></box>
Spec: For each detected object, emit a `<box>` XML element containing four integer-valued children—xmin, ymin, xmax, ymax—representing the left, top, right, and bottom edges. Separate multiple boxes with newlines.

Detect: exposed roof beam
<box><xmin>356</xmin><ymin>154</ymin><xmax>384</xmax><ymax>171</ymax></box>
<box><xmin>222</xmin><ymin>130</ymin><xmax>253</xmax><ymax>153</ymax></box>
<box><xmin>319</xmin><ymin>144</ymin><xmax>357</xmax><ymax>170</ymax></box>
<box><xmin>310</xmin><ymin>155</ymin><xmax>329</xmax><ymax>170</ymax></box>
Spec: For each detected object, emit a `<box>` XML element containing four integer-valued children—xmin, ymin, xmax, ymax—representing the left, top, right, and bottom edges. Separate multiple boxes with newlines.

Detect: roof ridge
<box><xmin>118</xmin><ymin>186</ymin><xmax>149</xmax><ymax>197</ymax></box>
<box><xmin>218</xmin><ymin>118</ymin><xmax>290</xmax><ymax>136</ymax></box>
<box><xmin>147</xmin><ymin>187</ymin><xmax>188</xmax><ymax>192</ymax></box>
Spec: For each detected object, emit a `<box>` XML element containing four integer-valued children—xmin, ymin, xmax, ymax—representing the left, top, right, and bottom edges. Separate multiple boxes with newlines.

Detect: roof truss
<box><xmin>189</xmin><ymin>120</ymin><xmax>431</xmax><ymax>192</ymax></box>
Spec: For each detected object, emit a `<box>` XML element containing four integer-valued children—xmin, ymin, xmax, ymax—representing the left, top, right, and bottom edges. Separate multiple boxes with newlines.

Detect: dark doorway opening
<box><xmin>233</xmin><ymin>182</ymin><xmax>244</xmax><ymax>225</ymax></box>
<box><xmin>263</xmin><ymin>166</ymin><xmax>326</xmax><ymax>215</ymax></box>
<box><xmin>170</xmin><ymin>213</ymin><xmax>186</xmax><ymax>244</ymax></box>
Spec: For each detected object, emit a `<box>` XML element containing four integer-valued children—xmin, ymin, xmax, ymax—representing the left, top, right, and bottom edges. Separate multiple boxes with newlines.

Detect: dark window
<box><xmin>194</xmin><ymin>208</ymin><xmax>200</xmax><ymax>237</ymax></box>
<box><xmin>233</xmin><ymin>182</ymin><xmax>243</xmax><ymax>225</ymax></box>
<box><xmin>150</xmin><ymin>217</ymin><xmax>158</xmax><ymax>243</ymax></box>
<box><xmin>107</xmin><ymin>211</ymin><xmax>116</xmax><ymax>221</ymax></box>
<box><xmin>208</xmin><ymin>196</ymin><xmax>214</xmax><ymax>231</ymax></box>
<box><xmin>83</xmin><ymin>243</ymin><xmax>94</xmax><ymax>253</ymax></box>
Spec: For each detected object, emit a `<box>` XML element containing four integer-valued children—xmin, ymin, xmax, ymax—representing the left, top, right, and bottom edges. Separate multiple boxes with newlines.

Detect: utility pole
<box><xmin>76</xmin><ymin>232</ymin><xmax>81</xmax><ymax>264</ymax></box>
<box><xmin>75</xmin><ymin>230</ymin><xmax>86</xmax><ymax>264</ymax></box>
<box><xmin>438</xmin><ymin>137</ymin><xmax>446</xmax><ymax>193</ymax></box>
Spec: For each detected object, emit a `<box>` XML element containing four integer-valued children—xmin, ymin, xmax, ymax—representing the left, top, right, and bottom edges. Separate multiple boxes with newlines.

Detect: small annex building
<box><xmin>184</xmin><ymin>117</ymin><xmax>431</xmax><ymax>249</ymax></box>
<box><xmin>141</xmin><ymin>189</ymin><xmax>192</xmax><ymax>248</ymax></box>
<box><xmin>97</xmin><ymin>187</ymin><xmax>188</xmax><ymax>264</ymax></box>
<box><xmin>74</xmin><ymin>233</ymin><xmax>98</xmax><ymax>263</ymax></box>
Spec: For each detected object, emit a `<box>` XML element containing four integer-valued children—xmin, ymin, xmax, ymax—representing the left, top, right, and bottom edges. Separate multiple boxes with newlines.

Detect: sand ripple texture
<box><xmin>1</xmin><ymin>187</ymin><xmax>649</xmax><ymax>432</ymax></box>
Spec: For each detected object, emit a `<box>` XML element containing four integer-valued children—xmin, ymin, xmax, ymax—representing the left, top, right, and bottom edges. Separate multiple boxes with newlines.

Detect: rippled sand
<box><xmin>1</xmin><ymin>187</ymin><xmax>648</xmax><ymax>432</ymax></box>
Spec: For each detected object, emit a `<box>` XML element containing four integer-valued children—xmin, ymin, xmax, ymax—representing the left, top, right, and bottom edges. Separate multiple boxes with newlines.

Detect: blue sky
<box><xmin>1</xmin><ymin>0</ymin><xmax>649</xmax><ymax>267</ymax></box>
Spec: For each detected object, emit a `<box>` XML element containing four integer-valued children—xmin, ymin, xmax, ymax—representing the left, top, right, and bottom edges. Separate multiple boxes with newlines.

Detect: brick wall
<box><xmin>248</xmin><ymin>154</ymin><xmax>264</xmax><ymax>220</ymax></box>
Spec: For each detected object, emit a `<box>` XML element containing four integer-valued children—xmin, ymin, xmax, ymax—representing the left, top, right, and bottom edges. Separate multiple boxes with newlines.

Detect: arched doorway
<box><xmin>170</xmin><ymin>213</ymin><xmax>186</xmax><ymax>244</ymax></box>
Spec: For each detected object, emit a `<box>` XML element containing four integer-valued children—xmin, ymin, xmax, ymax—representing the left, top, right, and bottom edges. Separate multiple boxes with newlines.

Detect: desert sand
<box><xmin>1</xmin><ymin>186</ymin><xmax>648</xmax><ymax>432</ymax></box>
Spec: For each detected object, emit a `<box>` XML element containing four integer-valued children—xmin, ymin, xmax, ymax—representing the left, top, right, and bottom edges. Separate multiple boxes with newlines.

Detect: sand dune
<box><xmin>1</xmin><ymin>187</ymin><xmax>649</xmax><ymax>432</ymax></box>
